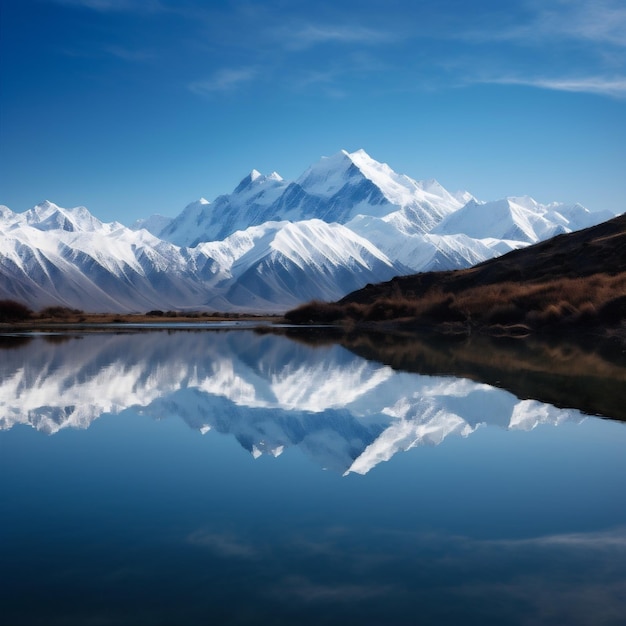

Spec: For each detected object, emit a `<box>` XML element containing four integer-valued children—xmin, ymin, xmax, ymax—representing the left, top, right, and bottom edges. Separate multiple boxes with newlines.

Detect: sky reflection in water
<box><xmin>1</xmin><ymin>329</ymin><xmax>625</xmax><ymax>626</ymax></box>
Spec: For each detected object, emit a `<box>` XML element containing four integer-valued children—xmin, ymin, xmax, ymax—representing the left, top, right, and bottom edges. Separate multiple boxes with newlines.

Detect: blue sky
<box><xmin>1</xmin><ymin>0</ymin><xmax>625</xmax><ymax>223</ymax></box>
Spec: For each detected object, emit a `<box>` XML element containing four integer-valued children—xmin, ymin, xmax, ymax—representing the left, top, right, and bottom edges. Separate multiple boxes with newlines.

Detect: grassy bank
<box><xmin>0</xmin><ymin>302</ymin><xmax>282</xmax><ymax>328</ymax></box>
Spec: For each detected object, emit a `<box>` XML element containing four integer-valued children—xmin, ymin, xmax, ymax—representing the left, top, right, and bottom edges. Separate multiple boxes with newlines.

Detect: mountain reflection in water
<box><xmin>1</xmin><ymin>328</ymin><xmax>623</xmax><ymax>474</ymax></box>
<box><xmin>2</xmin><ymin>328</ymin><xmax>626</xmax><ymax>626</ymax></box>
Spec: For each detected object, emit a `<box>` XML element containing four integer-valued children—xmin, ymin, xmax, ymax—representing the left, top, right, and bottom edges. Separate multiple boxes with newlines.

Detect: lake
<box><xmin>1</xmin><ymin>327</ymin><xmax>625</xmax><ymax>625</ymax></box>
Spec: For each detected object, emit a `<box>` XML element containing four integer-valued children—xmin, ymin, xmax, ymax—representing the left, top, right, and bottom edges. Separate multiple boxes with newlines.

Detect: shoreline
<box><xmin>0</xmin><ymin>312</ymin><xmax>285</xmax><ymax>331</ymax></box>
<box><xmin>1</xmin><ymin>314</ymin><xmax>624</xmax><ymax>347</ymax></box>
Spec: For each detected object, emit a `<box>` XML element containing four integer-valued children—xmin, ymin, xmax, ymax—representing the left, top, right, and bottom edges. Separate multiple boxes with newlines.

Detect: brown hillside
<box><xmin>285</xmin><ymin>213</ymin><xmax>626</xmax><ymax>335</ymax></box>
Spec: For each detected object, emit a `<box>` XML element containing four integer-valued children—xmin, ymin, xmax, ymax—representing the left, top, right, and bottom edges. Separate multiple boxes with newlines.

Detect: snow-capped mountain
<box><xmin>432</xmin><ymin>196</ymin><xmax>614</xmax><ymax>243</ymax></box>
<box><xmin>157</xmin><ymin>149</ymin><xmax>469</xmax><ymax>247</ymax></box>
<box><xmin>198</xmin><ymin>219</ymin><xmax>404</xmax><ymax>309</ymax></box>
<box><xmin>0</xmin><ymin>202</ymin><xmax>403</xmax><ymax>312</ymax></box>
<box><xmin>131</xmin><ymin>213</ymin><xmax>173</xmax><ymax>236</ymax></box>
<box><xmin>0</xmin><ymin>331</ymin><xmax>584</xmax><ymax>475</ymax></box>
<box><xmin>0</xmin><ymin>149</ymin><xmax>618</xmax><ymax>312</ymax></box>
<box><xmin>0</xmin><ymin>201</ymin><xmax>221</xmax><ymax>311</ymax></box>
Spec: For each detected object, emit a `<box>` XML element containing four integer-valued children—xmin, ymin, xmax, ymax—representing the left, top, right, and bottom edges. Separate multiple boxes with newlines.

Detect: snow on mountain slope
<box><xmin>217</xmin><ymin>220</ymin><xmax>406</xmax><ymax>309</ymax></box>
<box><xmin>433</xmin><ymin>198</ymin><xmax>554</xmax><ymax>242</ymax></box>
<box><xmin>158</xmin><ymin>173</ymin><xmax>290</xmax><ymax>246</ymax></box>
<box><xmin>1</xmin><ymin>200</ymin><xmax>105</xmax><ymax>233</ymax></box>
<box><xmin>0</xmin><ymin>204</ymin><xmax>223</xmax><ymax>311</ymax></box>
<box><xmin>297</xmin><ymin>150</ymin><xmax>464</xmax><ymax>214</ymax></box>
<box><xmin>131</xmin><ymin>213</ymin><xmax>173</xmax><ymax>236</ymax></box>
<box><xmin>0</xmin><ymin>332</ymin><xmax>584</xmax><ymax>474</ymax></box>
<box><xmin>270</xmin><ymin>219</ymin><xmax>393</xmax><ymax>269</ymax></box>
<box><xmin>346</xmin><ymin>213</ymin><xmax>510</xmax><ymax>271</ymax></box>
<box><xmin>0</xmin><ymin>202</ymin><xmax>405</xmax><ymax>312</ymax></box>
<box><xmin>23</xmin><ymin>200</ymin><xmax>107</xmax><ymax>233</ymax></box>
<box><xmin>158</xmin><ymin>149</ymin><xmax>467</xmax><ymax>246</ymax></box>
<box><xmin>342</xmin><ymin>150</ymin><xmax>467</xmax><ymax>220</ymax></box>
<box><xmin>433</xmin><ymin>196</ymin><xmax>616</xmax><ymax>244</ymax></box>
<box><xmin>543</xmin><ymin>201</ymin><xmax>615</xmax><ymax>232</ymax></box>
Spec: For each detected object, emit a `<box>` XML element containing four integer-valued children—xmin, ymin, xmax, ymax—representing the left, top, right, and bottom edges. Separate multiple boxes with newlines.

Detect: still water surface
<box><xmin>1</xmin><ymin>329</ymin><xmax>625</xmax><ymax>625</ymax></box>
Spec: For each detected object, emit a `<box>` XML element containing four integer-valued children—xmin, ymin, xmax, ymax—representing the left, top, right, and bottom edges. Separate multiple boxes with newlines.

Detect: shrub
<box><xmin>39</xmin><ymin>306</ymin><xmax>81</xmax><ymax>318</ymax></box>
<box><xmin>0</xmin><ymin>299</ymin><xmax>33</xmax><ymax>322</ymax></box>
<box><xmin>537</xmin><ymin>304</ymin><xmax>564</xmax><ymax>326</ymax></box>
<box><xmin>363</xmin><ymin>297</ymin><xmax>419</xmax><ymax>321</ymax></box>
<box><xmin>485</xmin><ymin>303</ymin><xmax>526</xmax><ymax>325</ymax></box>
<box><xmin>284</xmin><ymin>301</ymin><xmax>346</xmax><ymax>324</ymax></box>
<box><xmin>419</xmin><ymin>294</ymin><xmax>466</xmax><ymax>323</ymax></box>
<box><xmin>575</xmin><ymin>302</ymin><xmax>597</xmax><ymax>323</ymax></box>
<box><xmin>597</xmin><ymin>295</ymin><xmax>626</xmax><ymax>325</ymax></box>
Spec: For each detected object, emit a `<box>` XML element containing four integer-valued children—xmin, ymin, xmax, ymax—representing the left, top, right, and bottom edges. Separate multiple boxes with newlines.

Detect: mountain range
<box><xmin>0</xmin><ymin>149</ymin><xmax>617</xmax><ymax>313</ymax></box>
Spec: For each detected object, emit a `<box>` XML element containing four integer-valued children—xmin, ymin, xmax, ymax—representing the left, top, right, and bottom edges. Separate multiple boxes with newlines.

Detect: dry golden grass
<box><xmin>286</xmin><ymin>271</ymin><xmax>626</xmax><ymax>332</ymax></box>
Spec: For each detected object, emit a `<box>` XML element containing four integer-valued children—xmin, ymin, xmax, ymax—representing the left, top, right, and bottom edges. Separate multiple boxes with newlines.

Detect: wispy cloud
<box><xmin>481</xmin><ymin>74</ymin><xmax>626</xmax><ymax>98</ymax></box>
<box><xmin>461</xmin><ymin>0</ymin><xmax>626</xmax><ymax>47</ymax></box>
<box><xmin>50</xmin><ymin>0</ymin><xmax>166</xmax><ymax>11</ymax></box>
<box><xmin>491</xmin><ymin>526</ymin><xmax>626</xmax><ymax>550</ymax></box>
<box><xmin>288</xmin><ymin>68</ymin><xmax>348</xmax><ymax>98</ymax></box>
<box><xmin>187</xmin><ymin>529</ymin><xmax>259</xmax><ymax>558</ymax></box>
<box><xmin>271</xmin><ymin>575</ymin><xmax>394</xmax><ymax>603</ymax></box>
<box><xmin>105</xmin><ymin>45</ymin><xmax>155</xmax><ymax>62</ymax></box>
<box><xmin>375</xmin><ymin>525</ymin><xmax>626</xmax><ymax>553</ymax></box>
<box><xmin>280</xmin><ymin>23</ymin><xmax>394</xmax><ymax>50</ymax></box>
<box><xmin>188</xmin><ymin>68</ymin><xmax>258</xmax><ymax>96</ymax></box>
<box><xmin>447</xmin><ymin>0</ymin><xmax>626</xmax><ymax>100</ymax></box>
<box><xmin>525</xmin><ymin>0</ymin><xmax>626</xmax><ymax>47</ymax></box>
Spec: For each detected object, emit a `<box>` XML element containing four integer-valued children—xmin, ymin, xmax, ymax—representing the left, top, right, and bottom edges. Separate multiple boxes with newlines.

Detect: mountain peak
<box><xmin>185</xmin><ymin>197</ymin><xmax>210</xmax><ymax>209</ymax></box>
<box><xmin>420</xmin><ymin>178</ymin><xmax>442</xmax><ymax>191</ymax></box>
<box><xmin>295</xmin><ymin>150</ymin><xmax>360</xmax><ymax>199</ymax></box>
<box><xmin>0</xmin><ymin>204</ymin><xmax>15</xmax><ymax>222</ymax></box>
<box><xmin>35</xmin><ymin>199</ymin><xmax>60</xmax><ymax>212</ymax></box>
<box><xmin>21</xmin><ymin>201</ymin><xmax>105</xmax><ymax>233</ymax></box>
<box><xmin>347</xmin><ymin>148</ymin><xmax>371</xmax><ymax>159</ymax></box>
<box><xmin>508</xmin><ymin>195</ymin><xmax>541</xmax><ymax>211</ymax></box>
<box><xmin>234</xmin><ymin>169</ymin><xmax>265</xmax><ymax>194</ymax></box>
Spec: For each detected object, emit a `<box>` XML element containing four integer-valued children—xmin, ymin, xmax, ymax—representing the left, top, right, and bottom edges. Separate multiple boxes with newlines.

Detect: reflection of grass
<box><xmin>274</xmin><ymin>326</ymin><xmax>626</xmax><ymax>422</ymax></box>
<box><xmin>0</xmin><ymin>335</ymin><xmax>33</xmax><ymax>350</ymax></box>
<box><xmin>285</xmin><ymin>214</ymin><xmax>626</xmax><ymax>339</ymax></box>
